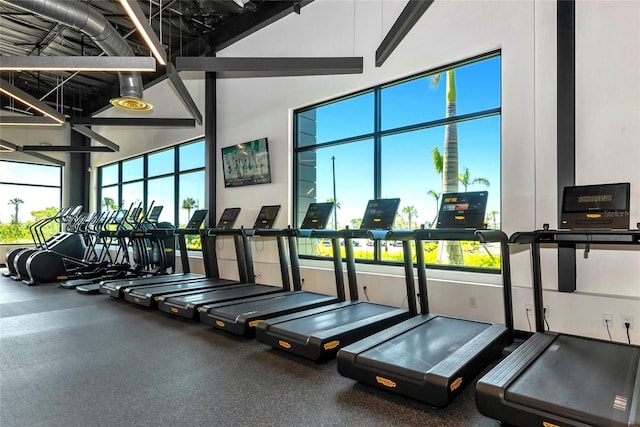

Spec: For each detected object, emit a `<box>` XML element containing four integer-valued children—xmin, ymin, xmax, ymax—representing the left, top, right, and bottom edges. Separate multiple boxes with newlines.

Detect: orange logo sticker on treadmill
<box><xmin>216</xmin><ymin>320</ymin><xmax>225</xmax><ymax>328</ymax></box>
<box><xmin>278</xmin><ymin>340</ymin><xmax>292</xmax><ymax>349</ymax></box>
<box><xmin>586</xmin><ymin>213</ymin><xmax>602</xmax><ymax>219</ymax></box>
<box><xmin>57</xmin><ymin>276</ymin><xmax>69</xmax><ymax>280</ymax></box>
<box><xmin>542</xmin><ymin>422</ymin><xmax>560</xmax><ymax>427</ymax></box>
<box><xmin>248</xmin><ymin>320</ymin><xmax>263</xmax><ymax>328</ymax></box>
<box><xmin>375</xmin><ymin>376</ymin><xmax>396</xmax><ymax>388</ymax></box>
<box><xmin>170</xmin><ymin>307</ymin><xmax>178</xmax><ymax>314</ymax></box>
<box><xmin>454</xmin><ymin>216</ymin><xmax>465</xmax><ymax>220</ymax></box>
<box><xmin>450</xmin><ymin>377</ymin><xmax>463</xmax><ymax>391</ymax></box>
<box><xmin>134</xmin><ymin>297</ymin><xmax>140</xmax><ymax>303</ymax></box>
<box><xmin>323</xmin><ymin>341</ymin><xmax>340</xmax><ymax>350</ymax></box>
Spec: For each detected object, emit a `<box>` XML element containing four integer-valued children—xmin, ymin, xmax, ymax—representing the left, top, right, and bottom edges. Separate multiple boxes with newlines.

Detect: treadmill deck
<box><xmin>477</xmin><ymin>332</ymin><xmax>640</xmax><ymax>427</ymax></box>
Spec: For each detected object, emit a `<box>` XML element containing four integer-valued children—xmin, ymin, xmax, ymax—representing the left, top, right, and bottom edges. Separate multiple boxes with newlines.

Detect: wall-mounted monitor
<box><xmin>221</xmin><ymin>138</ymin><xmax>272</xmax><ymax>188</ymax></box>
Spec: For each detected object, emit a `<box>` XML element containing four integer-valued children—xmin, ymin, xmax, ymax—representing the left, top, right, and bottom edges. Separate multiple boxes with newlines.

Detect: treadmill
<box><xmin>255</xmin><ymin>199</ymin><xmax>414</xmax><ymax>362</ymax></box>
<box><xmin>476</xmin><ymin>184</ymin><xmax>639</xmax><ymax>427</ymax></box>
<box><xmin>198</xmin><ymin>203</ymin><xmax>342</xmax><ymax>337</ymax></box>
<box><xmin>99</xmin><ymin>208</ymin><xmax>238</xmax><ymax>299</ymax></box>
<box><xmin>336</xmin><ymin>191</ymin><xmax>514</xmax><ymax>407</ymax></box>
<box><xmin>121</xmin><ymin>207</ymin><xmax>272</xmax><ymax>308</ymax></box>
<box><xmin>154</xmin><ymin>205</ymin><xmax>291</xmax><ymax>319</ymax></box>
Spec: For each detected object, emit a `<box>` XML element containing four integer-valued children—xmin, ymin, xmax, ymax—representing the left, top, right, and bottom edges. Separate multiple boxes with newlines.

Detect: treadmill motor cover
<box><xmin>560</xmin><ymin>183</ymin><xmax>631</xmax><ymax>229</ymax></box>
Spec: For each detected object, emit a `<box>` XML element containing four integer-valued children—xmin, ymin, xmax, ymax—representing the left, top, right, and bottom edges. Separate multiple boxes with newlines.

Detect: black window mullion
<box><xmin>373</xmin><ymin>87</ymin><xmax>383</xmax><ymax>261</ymax></box>
<box><xmin>143</xmin><ymin>154</ymin><xmax>148</xmax><ymax>214</ymax></box>
<box><xmin>118</xmin><ymin>162</ymin><xmax>123</xmax><ymax>209</ymax></box>
<box><xmin>174</xmin><ymin>146</ymin><xmax>180</xmax><ymax>226</ymax></box>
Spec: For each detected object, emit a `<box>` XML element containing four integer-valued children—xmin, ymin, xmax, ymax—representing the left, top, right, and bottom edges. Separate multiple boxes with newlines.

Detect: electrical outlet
<box><xmin>622</xmin><ymin>314</ymin><xmax>634</xmax><ymax>329</ymax></box>
<box><xmin>525</xmin><ymin>304</ymin><xmax>534</xmax><ymax>315</ymax></box>
<box><xmin>603</xmin><ymin>313</ymin><xmax>613</xmax><ymax>326</ymax></box>
<box><xmin>544</xmin><ymin>306</ymin><xmax>550</xmax><ymax>319</ymax></box>
<box><xmin>468</xmin><ymin>296</ymin><xmax>477</xmax><ymax>309</ymax></box>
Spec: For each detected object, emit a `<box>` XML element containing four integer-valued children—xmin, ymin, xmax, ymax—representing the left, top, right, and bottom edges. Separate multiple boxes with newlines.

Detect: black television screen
<box><xmin>221</xmin><ymin>138</ymin><xmax>272</xmax><ymax>187</ymax></box>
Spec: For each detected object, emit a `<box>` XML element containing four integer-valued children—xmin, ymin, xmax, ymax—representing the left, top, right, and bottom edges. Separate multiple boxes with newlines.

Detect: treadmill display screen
<box><xmin>360</xmin><ymin>198</ymin><xmax>401</xmax><ymax>230</ymax></box>
<box><xmin>561</xmin><ymin>183</ymin><xmax>630</xmax><ymax>229</ymax></box>
<box><xmin>437</xmin><ymin>191</ymin><xmax>488</xmax><ymax>229</ymax></box>
<box><xmin>300</xmin><ymin>202</ymin><xmax>334</xmax><ymax>229</ymax></box>
<box><xmin>215</xmin><ymin>208</ymin><xmax>241</xmax><ymax>229</ymax></box>
<box><xmin>253</xmin><ymin>205</ymin><xmax>281</xmax><ymax>229</ymax></box>
<box><xmin>186</xmin><ymin>209</ymin><xmax>208</xmax><ymax>229</ymax></box>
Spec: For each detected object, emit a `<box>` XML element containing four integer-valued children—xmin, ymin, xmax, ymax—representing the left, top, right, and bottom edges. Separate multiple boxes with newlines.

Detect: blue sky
<box><xmin>310</xmin><ymin>55</ymin><xmax>501</xmax><ymax>228</ymax></box>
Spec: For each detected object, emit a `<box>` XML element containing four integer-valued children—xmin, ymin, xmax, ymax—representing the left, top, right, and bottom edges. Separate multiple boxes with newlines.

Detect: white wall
<box><xmin>211</xmin><ymin>0</ymin><xmax>639</xmax><ymax>343</ymax></box>
<box><xmin>5</xmin><ymin>0</ymin><xmax>635</xmax><ymax>342</ymax></box>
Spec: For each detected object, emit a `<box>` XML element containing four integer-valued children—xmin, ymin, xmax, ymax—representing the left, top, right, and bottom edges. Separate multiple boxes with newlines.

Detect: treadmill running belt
<box><xmin>356</xmin><ymin>317</ymin><xmax>490</xmax><ymax>374</ymax></box>
<box><xmin>270</xmin><ymin>303</ymin><xmax>397</xmax><ymax>340</ymax></box>
<box><xmin>505</xmin><ymin>335</ymin><xmax>640</xmax><ymax>426</ymax></box>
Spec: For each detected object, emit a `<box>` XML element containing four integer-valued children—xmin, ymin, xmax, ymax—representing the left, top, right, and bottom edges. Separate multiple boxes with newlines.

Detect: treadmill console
<box><xmin>560</xmin><ymin>182</ymin><xmax>630</xmax><ymax>229</ymax></box>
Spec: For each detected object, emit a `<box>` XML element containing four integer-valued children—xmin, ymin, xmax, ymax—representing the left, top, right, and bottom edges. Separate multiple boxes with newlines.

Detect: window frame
<box><xmin>97</xmin><ymin>139</ymin><xmax>206</xmax><ymax>248</ymax></box>
<box><xmin>0</xmin><ymin>159</ymin><xmax>63</xmax><ymax>244</ymax></box>
<box><xmin>293</xmin><ymin>51</ymin><xmax>502</xmax><ymax>272</ymax></box>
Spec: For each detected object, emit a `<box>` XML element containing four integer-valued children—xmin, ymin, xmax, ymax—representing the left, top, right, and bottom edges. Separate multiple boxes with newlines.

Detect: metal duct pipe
<box><xmin>2</xmin><ymin>0</ymin><xmax>144</xmax><ymax>101</ymax></box>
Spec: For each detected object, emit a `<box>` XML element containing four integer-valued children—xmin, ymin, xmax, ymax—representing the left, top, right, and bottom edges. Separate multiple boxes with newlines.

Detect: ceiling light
<box><xmin>0</xmin><ymin>139</ymin><xmax>17</xmax><ymax>152</ymax></box>
<box><xmin>0</xmin><ymin>56</ymin><xmax>156</xmax><ymax>72</ymax></box>
<box><xmin>0</xmin><ymin>116</ymin><xmax>64</xmax><ymax>126</ymax></box>
<box><xmin>109</xmin><ymin>96</ymin><xmax>153</xmax><ymax>111</ymax></box>
<box><xmin>118</xmin><ymin>0</ymin><xmax>167</xmax><ymax>66</ymax></box>
<box><xmin>0</xmin><ymin>79</ymin><xmax>65</xmax><ymax>125</ymax></box>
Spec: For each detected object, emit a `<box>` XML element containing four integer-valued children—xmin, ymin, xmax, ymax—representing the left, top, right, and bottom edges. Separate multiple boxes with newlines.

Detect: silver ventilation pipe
<box><xmin>2</xmin><ymin>0</ymin><xmax>148</xmax><ymax>108</ymax></box>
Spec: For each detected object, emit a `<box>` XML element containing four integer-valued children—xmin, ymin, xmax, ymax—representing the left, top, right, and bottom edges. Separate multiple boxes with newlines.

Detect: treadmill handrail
<box><xmin>308</xmin><ymin>228</ymin><xmax>370</xmax><ymax>240</ymax></box>
<box><xmin>510</xmin><ymin>229</ymin><xmax>640</xmax><ymax>245</ymax></box>
<box><xmin>409</xmin><ymin>228</ymin><xmax>514</xmax><ymax>334</ymax></box>
<box><xmin>201</xmin><ymin>227</ymin><xmax>246</xmax><ymax>237</ymax></box>
<box><xmin>509</xmin><ymin>228</ymin><xmax>640</xmax><ymax>333</ymax></box>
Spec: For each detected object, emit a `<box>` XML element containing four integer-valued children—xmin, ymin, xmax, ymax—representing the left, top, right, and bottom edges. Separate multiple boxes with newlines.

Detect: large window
<box><xmin>294</xmin><ymin>52</ymin><xmax>501</xmax><ymax>269</ymax></box>
<box><xmin>98</xmin><ymin>139</ymin><xmax>205</xmax><ymax>249</ymax></box>
<box><xmin>0</xmin><ymin>160</ymin><xmax>62</xmax><ymax>244</ymax></box>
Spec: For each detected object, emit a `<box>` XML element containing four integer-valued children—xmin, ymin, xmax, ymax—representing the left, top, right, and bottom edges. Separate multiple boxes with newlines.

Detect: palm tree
<box><xmin>432</xmin><ymin>146</ymin><xmax>443</xmax><ymax>176</ymax></box>
<box><xmin>350</xmin><ymin>217</ymin><xmax>362</xmax><ymax>230</ymax></box>
<box><xmin>402</xmin><ymin>205</ymin><xmax>418</xmax><ymax>230</ymax></box>
<box><xmin>103</xmin><ymin>197</ymin><xmax>117</xmax><ymax>210</ymax></box>
<box><xmin>427</xmin><ymin>190</ymin><xmax>440</xmax><ymax>228</ymax></box>
<box><xmin>433</xmin><ymin>70</ymin><xmax>462</xmax><ymax>264</ymax></box>
<box><xmin>487</xmin><ymin>210</ymin><xmax>499</xmax><ymax>229</ymax></box>
<box><xmin>8</xmin><ymin>198</ymin><xmax>24</xmax><ymax>224</ymax></box>
<box><xmin>182</xmin><ymin>197</ymin><xmax>198</xmax><ymax>221</ymax></box>
<box><xmin>459</xmin><ymin>167</ymin><xmax>490</xmax><ymax>192</ymax></box>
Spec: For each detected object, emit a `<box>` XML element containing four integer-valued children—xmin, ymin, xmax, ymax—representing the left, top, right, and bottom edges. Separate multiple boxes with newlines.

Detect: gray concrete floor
<box><xmin>0</xmin><ymin>270</ymin><xmax>501</xmax><ymax>427</ymax></box>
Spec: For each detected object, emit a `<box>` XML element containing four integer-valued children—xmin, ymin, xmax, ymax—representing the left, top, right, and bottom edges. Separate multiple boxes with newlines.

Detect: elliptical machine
<box><xmin>6</xmin><ymin>206</ymin><xmax>85</xmax><ymax>281</ymax></box>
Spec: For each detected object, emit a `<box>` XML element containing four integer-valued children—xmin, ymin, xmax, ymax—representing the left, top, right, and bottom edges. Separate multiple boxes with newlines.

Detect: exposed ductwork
<box><xmin>2</xmin><ymin>0</ymin><xmax>149</xmax><ymax>109</ymax></box>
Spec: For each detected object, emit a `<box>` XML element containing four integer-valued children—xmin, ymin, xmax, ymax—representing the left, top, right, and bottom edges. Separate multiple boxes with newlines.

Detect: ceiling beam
<box><xmin>0</xmin><ymin>138</ymin><xmax>18</xmax><ymax>152</ymax></box>
<box><xmin>214</xmin><ymin>0</ymin><xmax>315</xmax><ymax>52</ymax></box>
<box><xmin>71</xmin><ymin>125</ymin><xmax>119</xmax><ymax>151</ymax></box>
<box><xmin>21</xmin><ymin>145</ymin><xmax>114</xmax><ymax>153</ymax></box>
<box><xmin>375</xmin><ymin>0</ymin><xmax>435</xmax><ymax>67</ymax></box>
<box><xmin>0</xmin><ymin>115</ymin><xmax>63</xmax><ymax>126</ymax></box>
<box><xmin>0</xmin><ymin>56</ymin><xmax>156</xmax><ymax>72</ymax></box>
<box><xmin>175</xmin><ymin>57</ymin><xmax>364</xmax><ymax>77</ymax></box>
<box><xmin>0</xmin><ymin>78</ymin><xmax>66</xmax><ymax>124</ymax></box>
<box><xmin>20</xmin><ymin>150</ymin><xmax>66</xmax><ymax>166</ymax></box>
<box><xmin>69</xmin><ymin>117</ymin><xmax>196</xmax><ymax>127</ymax></box>
<box><xmin>166</xmin><ymin>63</ymin><xmax>202</xmax><ymax>125</ymax></box>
